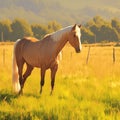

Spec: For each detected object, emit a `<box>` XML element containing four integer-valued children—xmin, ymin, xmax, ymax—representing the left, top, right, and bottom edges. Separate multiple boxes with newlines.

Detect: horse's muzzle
<box><xmin>75</xmin><ymin>48</ymin><xmax>81</xmax><ymax>53</ymax></box>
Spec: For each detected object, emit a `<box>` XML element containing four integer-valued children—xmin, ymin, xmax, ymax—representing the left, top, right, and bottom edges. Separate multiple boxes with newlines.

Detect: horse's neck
<box><xmin>52</xmin><ymin>32</ymin><xmax>69</xmax><ymax>56</ymax></box>
<box><xmin>42</xmin><ymin>26</ymin><xmax>72</xmax><ymax>58</ymax></box>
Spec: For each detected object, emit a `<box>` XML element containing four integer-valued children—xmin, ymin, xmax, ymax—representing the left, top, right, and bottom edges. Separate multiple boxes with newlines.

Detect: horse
<box><xmin>12</xmin><ymin>24</ymin><xmax>82</xmax><ymax>95</ymax></box>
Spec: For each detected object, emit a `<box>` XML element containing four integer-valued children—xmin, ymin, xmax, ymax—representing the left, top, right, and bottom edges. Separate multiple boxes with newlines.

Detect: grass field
<box><xmin>0</xmin><ymin>43</ymin><xmax>120</xmax><ymax>120</ymax></box>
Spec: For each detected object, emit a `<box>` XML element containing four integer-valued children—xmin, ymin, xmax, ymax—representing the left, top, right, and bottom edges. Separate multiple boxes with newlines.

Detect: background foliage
<box><xmin>0</xmin><ymin>16</ymin><xmax>120</xmax><ymax>43</ymax></box>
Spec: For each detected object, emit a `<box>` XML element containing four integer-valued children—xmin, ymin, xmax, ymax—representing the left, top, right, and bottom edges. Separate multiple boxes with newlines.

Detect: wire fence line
<box><xmin>0</xmin><ymin>44</ymin><xmax>120</xmax><ymax>66</ymax></box>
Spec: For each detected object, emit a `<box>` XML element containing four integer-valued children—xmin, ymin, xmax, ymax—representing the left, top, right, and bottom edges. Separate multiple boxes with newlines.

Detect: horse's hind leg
<box><xmin>22</xmin><ymin>63</ymin><xmax>33</xmax><ymax>89</ymax></box>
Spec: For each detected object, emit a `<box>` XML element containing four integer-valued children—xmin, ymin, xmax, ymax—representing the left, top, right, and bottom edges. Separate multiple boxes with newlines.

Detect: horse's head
<box><xmin>68</xmin><ymin>24</ymin><xmax>82</xmax><ymax>53</ymax></box>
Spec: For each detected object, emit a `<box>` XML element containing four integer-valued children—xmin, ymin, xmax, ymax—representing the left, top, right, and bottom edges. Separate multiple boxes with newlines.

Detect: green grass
<box><xmin>0</xmin><ymin>44</ymin><xmax>120</xmax><ymax>119</ymax></box>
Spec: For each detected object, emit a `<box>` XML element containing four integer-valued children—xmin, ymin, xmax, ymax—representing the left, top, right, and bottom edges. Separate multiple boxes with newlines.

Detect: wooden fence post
<box><xmin>86</xmin><ymin>46</ymin><xmax>91</xmax><ymax>64</ymax></box>
<box><xmin>113</xmin><ymin>47</ymin><xmax>115</xmax><ymax>64</ymax></box>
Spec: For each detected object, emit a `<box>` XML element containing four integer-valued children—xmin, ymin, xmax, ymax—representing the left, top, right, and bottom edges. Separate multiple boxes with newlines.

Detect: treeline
<box><xmin>0</xmin><ymin>19</ymin><xmax>62</xmax><ymax>41</ymax></box>
<box><xmin>0</xmin><ymin>16</ymin><xmax>120</xmax><ymax>43</ymax></box>
<box><xmin>81</xmin><ymin>16</ymin><xmax>120</xmax><ymax>43</ymax></box>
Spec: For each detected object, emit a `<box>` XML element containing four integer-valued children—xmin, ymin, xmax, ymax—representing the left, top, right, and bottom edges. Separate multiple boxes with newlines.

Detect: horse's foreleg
<box><xmin>50</xmin><ymin>64</ymin><xmax>58</xmax><ymax>95</ymax></box>
<box><xmin>40</xmin><ymin>68</ymin><xmax>46</xmax><ymax>94</ymax></box>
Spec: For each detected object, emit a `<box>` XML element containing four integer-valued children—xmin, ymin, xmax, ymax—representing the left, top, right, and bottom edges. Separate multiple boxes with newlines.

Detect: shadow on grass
<box><xmin>23</xmin><ymin>92</ymin><xmax>42</xmax><ymax>99</ymax></box>
<box><xmin>0</xmin><ymin>90</ymin><xmax>57</xmax><ymax>120</ymax></box>
<box><xmin>0</xmin><ymin>90</ymin><xmax>19</xmax><ymax>103</ymax></box>
<box><xmin>0</xmin><ymin>90</ymin><xmax>43</xmax><ymax>104</ymax></box>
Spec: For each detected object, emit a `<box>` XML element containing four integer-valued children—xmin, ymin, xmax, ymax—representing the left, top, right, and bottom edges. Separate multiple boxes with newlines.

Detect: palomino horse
<box><xmin>12</xmin><ymin>24</ymin><xmax>82</xmax><ymax>95</ymax></box>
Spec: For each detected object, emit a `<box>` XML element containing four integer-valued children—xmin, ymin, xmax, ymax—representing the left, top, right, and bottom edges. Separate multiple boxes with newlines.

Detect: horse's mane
<box><xmin>50</xmin><ymin>25</ymin><xmax>73</xmax><ymax>41</ymax></box>
<box><xmin>24</xmin><ymin>25</ymin><xmax>73</xmax><ymax>42</ymax></box>
<box><xmin>43</xmin><ymin>34</ymin><xmax>50</xmax><ymax>38</ymax></box>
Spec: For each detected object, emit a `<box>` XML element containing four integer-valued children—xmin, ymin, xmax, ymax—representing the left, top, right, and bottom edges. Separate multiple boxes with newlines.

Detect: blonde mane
<box><xmin>51</xmin><ymin>25</ymin><xmax>73</xmax><ymax>41</ymax></box>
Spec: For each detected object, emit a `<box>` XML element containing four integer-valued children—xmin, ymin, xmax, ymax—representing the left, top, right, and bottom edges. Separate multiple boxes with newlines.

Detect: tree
<box><xmin>47</xmin><ymin>21</ymin><xmax>62</xmax><ymax>33</ymax></box>
<box><xmin>111</xmin><ymin>18</ymin><xmax>120</xmax><ymax>40</ymax></box>
<box><xmin>31</xmin><ymin>24</ymin><xmax>49</xmax><ymax>39</ymax></box>
<box><xmin>93</xmin><ymin>16</ymin><xmax>108</xmax><ymax>27</ymax></box>
<box><xmin>11</xmin><ymin>18</ymin><xmax>33</xmax><ymax>41</ymax></box>
<box><xmin>86</xmin><ymin>16</ymin><xmax>119</xmax><ymax>42</ymax></box>
<box><xmin>99</xmin><ymin>24</ymin><xmax>119</xmax><ymax>42</ymax></box>
<box><xmin>111</xmin><ymin>18</ymin><xmax>120</xmax><ymax>32</ymax></box>
<box><xmin>86</xmin><ymin>16</ymin><xmax>107</xmax><ymax>28</ymax></box>
<box><xmin>0</xmin><ymin>19</ymin><xmax>12</xmax><ymax>41</ymax></box>
<box><xmin>89</xmin><ymin>24</ymin><xmax>100</xmax><ymax>42</ymax></box>
<box><xmin>81</xmin><ymin>26</ymin><xmax>95</xmax><ymax>44</ymax></box>
<box><xmin>85</xmin><ymin>19</ymin><xmax>95</xmax><ymax>28</ymax></box>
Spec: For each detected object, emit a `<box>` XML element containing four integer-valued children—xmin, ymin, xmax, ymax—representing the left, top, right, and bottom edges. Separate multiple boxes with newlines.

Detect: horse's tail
<box><xmin>12</xmin><ymin>39</ymin><xmax>21</xmax><ymax>93</ymax></box>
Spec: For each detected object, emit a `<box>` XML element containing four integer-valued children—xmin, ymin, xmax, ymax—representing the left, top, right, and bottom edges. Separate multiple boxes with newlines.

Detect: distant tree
<box><xmin>47</xmin><ymin>21</ymin><xmax>62</xmax><ymax>33</ymax></box>
<box><xmin>0</xmin><ymin>19</ymin><xmax>12</xmax><ymax>41</ymax></box>
<box><xmin>11</xmin><ymin>18</ymin><xmax>33</xmax><ymax>41</ymax></box>
<box><xmin>111</xmin><ymin>18</ymin><xmax>120</xmax><ymax>32</ymax></box>
<box><xmin>89</xmin><ymin>24</ymin><xmax>99</xmax><ymax>34</ymax></box>
<box><xmin>85</xmin><ymin>19</ymin><xmax>95</xmax><ymax>28</ymax></box>
<box><xmin>99</xmin><ymin>24</ymin><xmax>119</xmax><ymax>42</ymax></box>
<box><xmin>85</xmin><ymin>16</ymin><xmax>120</xmax><ymax>42</ymax></box>
<box><xmin>111</xmin><ymin>18</ymin><xmax>120</xmax><ymax>40</ymax></box>
<box><xmin>0</xmin><ymin>16</ymin><xmax>119</xmax><ymax>43</ymax></box>
<box><xmin>31</xmin><ymin>24</ymin><xmax>49</xmax><ymax>39</ymax></box>
<box><xmin>81</xmin><ymin>26</ymin><xmax>95</xmax><ymax>44</ymax></box>
<box><xmin>93</xmin><ymin>16</ymin><xmax>108</xmax><ymax>27</ymax></box>
<box><xmin>86</xmin><ymin>16</ymin><xmax>107</xmax><ymax>28</ymax></box>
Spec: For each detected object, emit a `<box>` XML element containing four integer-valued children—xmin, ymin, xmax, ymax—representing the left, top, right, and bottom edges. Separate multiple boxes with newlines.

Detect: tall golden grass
<box><xmin>0</xmin><ymin>43</ymin><xmax>120</xmax><ymax>119</ymax></box>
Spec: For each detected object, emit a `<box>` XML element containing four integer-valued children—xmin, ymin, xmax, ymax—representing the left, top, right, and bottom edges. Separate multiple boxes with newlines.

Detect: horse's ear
<box><xmin>78</xmin><ymin>24</ymin><xmax>82</xmax><ymax>28</ymax></box>
<box><xmin>72</xmin><ymin>24</ymin><xmax>77</xmax><ymax>30</ymax></box>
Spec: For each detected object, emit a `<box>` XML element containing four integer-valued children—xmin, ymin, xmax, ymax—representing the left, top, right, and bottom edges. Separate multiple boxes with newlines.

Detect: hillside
<box><xmin>0</xmin><ymin>0</ymin><xmax>120</xmax><ymax>26</ymax></box>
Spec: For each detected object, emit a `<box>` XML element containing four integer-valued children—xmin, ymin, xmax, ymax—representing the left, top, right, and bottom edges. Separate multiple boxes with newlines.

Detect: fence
<box><xmin>0</xmin><ymin>43</ymin><xmax>13</xmax><ymax>66</ymax></box>
<box><xmin>0</xmin><ymin>43</ymin><xmax>120</xmax><ymax>66</ymax></box>
<box><xmin>86</xmin><ymin>46</ymin><xmax>117</xmax><ymax>64</ymax></box>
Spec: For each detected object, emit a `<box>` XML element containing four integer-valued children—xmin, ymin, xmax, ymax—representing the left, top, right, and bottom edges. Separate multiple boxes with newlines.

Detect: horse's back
<box><xmin>17</xmin><ymin>37</ymin><xmax>39</xmax><ymax>45</ymax></box>
<box><xmin>14</xmin><ymin>36</ymin><xmax>61</xmax><ymax>68</ymax></box>
<box><xmin>23</xmin><ymin>37</ymin><xmax>39</xmax><ymax>42</ymax></box>
<box><xmin>14</xmin><ymin>37</ymin><xmax>39</xmax><ymax>60</ymax></box>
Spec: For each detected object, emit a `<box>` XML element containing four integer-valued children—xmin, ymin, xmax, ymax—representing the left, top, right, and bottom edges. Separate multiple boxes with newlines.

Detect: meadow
<box><xmin>0</xmin><ymin>43</ymin><xmax>120</xmax><ymax>120</ymax></box>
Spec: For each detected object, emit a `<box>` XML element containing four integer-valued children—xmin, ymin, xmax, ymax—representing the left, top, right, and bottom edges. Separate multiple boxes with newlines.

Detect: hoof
<box><xmin>50</xmin><ymin>91</ymin><xmax>53</xmax><ymax>96</ymax></box>
<box><xmin>40</xmin><ymin>89</ymin><xmax>42</xmax><ymax>94</ymax></box>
